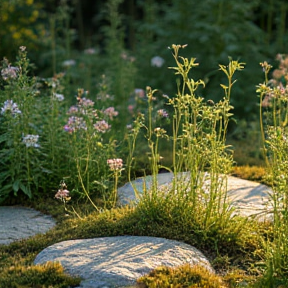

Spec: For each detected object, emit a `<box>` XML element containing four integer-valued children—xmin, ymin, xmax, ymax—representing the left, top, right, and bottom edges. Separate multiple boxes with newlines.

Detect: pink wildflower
<box><xmin>107</xmin><ymin>158</ymin><xmax>123</xmax><ymax>170</ymax></box>
<box><xmin>67</xmin><ymin>105</ymin><xmax>79</xmax><ymax>115</ymax></box>
<box><xmin>64</xmin><ymin>116</ymin><xmax>87</xmax><ymax>133</ymax></box>
<box><xmin>78</xmin><ymin>97</ymin><xmax>94</xmax><ymax>108</ymax></box>
<box><xmin>128</xmin><ymin>105</ymin><xmax>135</xmax><ymax>114</ymax></box>
<box><xmin>94</xmin><ymin>120</ymin><xmax>111</xmax><ymax>133</ymax></box>
<box><xmin>157</xmin><ymin>109</ymin><xmax>169</xmax><ymax>118</ymax></box>
<box><xmin>103</xmin><ymin>107</ymin><xmax>118</xmax><ymax>120</ymax></box>
<box><xmin>55</xmin><ymin>188</ymin><xmax>70</xmax><ymax>202</ymax></box>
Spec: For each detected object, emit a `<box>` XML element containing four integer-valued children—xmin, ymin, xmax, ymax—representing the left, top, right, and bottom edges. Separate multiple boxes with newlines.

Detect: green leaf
<box><xmin>12</xmin><ymin>179</ymin><xmax>20</xmax><ymax>193</ymax></box>
<box><xmin>19</xmin><ymin>182</ymin><xmax>32</xmax><ymax>198</ymax></box>
<box><xmin>0</xmin><ymin>183</ymin><xmax>13</xmax><ymax>194</ymax></box>
<box><xmin>0</xmin><ymin>132</ymin><xmax>9</xmax><ymax>143</ymax></box>
<box><xmin>0</xmin><ymin>171</ymin><xmax>10</xmax><ymax>182</ymax></box>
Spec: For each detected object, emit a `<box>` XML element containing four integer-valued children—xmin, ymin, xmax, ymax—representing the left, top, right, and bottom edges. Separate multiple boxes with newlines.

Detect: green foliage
<box><xmin>0</xmin><ymin>204</ymin><xmax>260</xmax><ymax>288</ymax></box>
<box><xmin>231</xmin><ymin>166</ymin><xmax>267</xmax><ymax>183</ymax></box>
<box><xmin>0</xmin><ymin>0</ymin><xmax>46</xmax><ymax>60</ymax></box>
<box><xmin>1</xmin><ymin>5</ymin><xmax>288</xmax><ymax>283</ymax></box>
<box><xmin>0</xmin><ymin>48</ymin><xmax>122</xmax><ymax>204</ymax></box>
<box><xmin>0</xmin><ymin>261</ymin><xmax>81</xmax><ymax>288</ymax></box>
<box><xmin>127</xmin><ymin>45</ymin><xmax>245</xmax><ymax>237</ymax></box>
<box><xmin>0</xmin><ymin>47</ymin><xmax>43</xmax><ymax>201</ymax></box>
<box><xmin>2</xmin><ymin>0</ymin><xmax>287</xmax><ymax>121</ymax></box>
<box><xmin>0</xmin><ymin>199</ymin><xmax>270</xmax><ymax>288</ymax></box>
<box><xmin>137</xmin><ymin>264</ymin><xmax>226</xmax><ymax>288</ymax></box>
<box><xmin>257</xmin><ymin>54</ymin><xmax>288</xmax><ymax>286</ymax></box>
<box><xmin>131</xmin><ymin>0</ymin><xmax>277</xmax><ymax>119</ymax></box>
<box><xmin>227</xmin><ymin>119</ymin><xmax>265</xmax><ymax>167</ymax></box>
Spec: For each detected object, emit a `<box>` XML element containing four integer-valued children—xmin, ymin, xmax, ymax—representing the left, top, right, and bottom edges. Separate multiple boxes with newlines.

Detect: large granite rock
<box><xmin>34</xmin><ymin>236</ymin><xmax>213</xmax><ymax>288</ymax></box>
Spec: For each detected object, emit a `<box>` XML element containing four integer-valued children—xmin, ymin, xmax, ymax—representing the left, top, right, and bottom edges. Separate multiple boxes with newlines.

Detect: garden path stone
<box><xmin>117</xmin><ymin>172</ymin><xmax>273</xmax><ymax>218</ymax></box>
<box><xmin>34</xmin><ymin>236</ymin><xmax>213</xmax><ymax>288</ymax></box>
<box><xmin>0</xmin><ymin>205</ymin><xmax>56</xmax><ymax>245</ymax></box>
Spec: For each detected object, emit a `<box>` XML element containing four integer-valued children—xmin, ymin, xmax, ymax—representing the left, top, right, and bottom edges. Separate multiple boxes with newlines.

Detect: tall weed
<box><xmin>130</xmin><ymin>45</ymin><xmax>245</xmax><ymax>238</ymax></box>
<box><xmin>257</xmin><ymin>54</ymin><xmax>288</xmax><ymax>286</ymax></box>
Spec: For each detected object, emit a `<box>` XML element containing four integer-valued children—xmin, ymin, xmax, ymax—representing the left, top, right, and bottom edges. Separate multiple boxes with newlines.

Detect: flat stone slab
<box><xmin>0</xmin><ymin>206</ymin><xmax>56</xmax><ymax>245</ymax></box>
<box><xmin>34</xmin><ymin>236</ymin><xmax>213</xmax><ymax>288</ymax></box>
<box><xmin>118</xmin><ymin>172</ymin><xmax>273</xmax><ymax>218</ymax></box>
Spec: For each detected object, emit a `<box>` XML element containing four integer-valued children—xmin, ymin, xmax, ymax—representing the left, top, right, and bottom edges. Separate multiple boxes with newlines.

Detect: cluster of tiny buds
<box><xmin>107</xmin><ymin>158</ymin><xmax>123</xmax><ymax>171</ymax></box>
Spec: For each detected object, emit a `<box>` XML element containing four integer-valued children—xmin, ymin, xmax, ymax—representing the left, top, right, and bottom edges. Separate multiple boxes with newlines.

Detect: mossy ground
<box><xmin>0</xmin><ymin>141</ymin><xmax>274</xmax><ymax>288</ymax></box>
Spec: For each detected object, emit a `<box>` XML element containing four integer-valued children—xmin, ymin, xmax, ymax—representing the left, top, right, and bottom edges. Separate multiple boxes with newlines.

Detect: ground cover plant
<box><xmin>1</xmin><ymin>44</ymin><xmax>288</xmax><ymax>288</ymax></box>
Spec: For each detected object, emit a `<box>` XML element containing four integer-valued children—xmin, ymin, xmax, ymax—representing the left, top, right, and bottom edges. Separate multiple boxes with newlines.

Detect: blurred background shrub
<box><xmin>1</xmin><ymin>0</ymin><xmax>287</xmax><ymax>167</ymax></box>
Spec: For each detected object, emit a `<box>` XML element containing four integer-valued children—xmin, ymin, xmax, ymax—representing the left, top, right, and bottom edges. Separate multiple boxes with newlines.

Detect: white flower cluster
<box><xmin>1</xmin><ymin>66</ymin><xmax>18</xmax><ymax>81</ymax></box>
<box><xmin>1</xmin><ymin>100</ymin><xmax>22</xmax><ymax>116</ymax></box>
<box><xmin>151</xmin><ymin>56</ymin><xmax>165</xmax><ymax>68</ymax></box>
<box><xmin>84</xmin><ymin>48</ymin><xmax>96</xmax><ymax>55</ymax></box>
<box><xmin>22</xmin><ymin>134</ymin><xmax>40</xmax><ymax>148</ymax></box>
<box><xmin>62</xmin><ymin>59</ymin><xmax>76</xmax><ymax>67</ymax></box>
<box><xmin>53</xmin><ymin>93</ymin><xmax>65</xmax><ymax>101</ymax></box>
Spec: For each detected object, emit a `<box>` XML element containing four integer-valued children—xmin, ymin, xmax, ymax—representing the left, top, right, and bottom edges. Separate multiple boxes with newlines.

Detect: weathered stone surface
<box><xmin>0</xmin><ymin>206</ymin><xmax>56</xmax><ymax>245</ymax></box>
<box><xmin>34</xmin><ymin>236</ymin><xmax>213</xmax><ymax>288</ymax></box>
<box><xmin>117</xmin><ymin>172</ymin><xmax>273</xmax><ymax>218</ymax></box>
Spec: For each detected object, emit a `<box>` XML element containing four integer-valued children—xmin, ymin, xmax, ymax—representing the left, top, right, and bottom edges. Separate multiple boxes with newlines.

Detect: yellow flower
<box><xmin>2</xmin><ymin>13</ymin><xmax>8</xmax><ymax>21</ymax></box>
<box><xmin>26</xmin><ymin>0</ymin><xmax>34</xmax><ymax>5</ymax></box>
<box><xmin>12</xmin><ymin>32</ymin><xmax>21</xmax><ymax>40</ymax></box>
<box><xmin>30</xmin><ymin>10</ymin><xmax>39</xmax><ymax>21</ymax></box>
